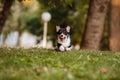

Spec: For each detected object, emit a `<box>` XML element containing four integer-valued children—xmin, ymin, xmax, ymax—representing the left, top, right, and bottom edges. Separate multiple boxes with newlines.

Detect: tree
<box><xmin>81</xmin><ymin>0</ymin><xmax>110</xmax><ymax>50</ymax></box>
<box><xmin>0</xmin><ymin>0</ymin><xmax>14</xmax><ymax>34</ymax></box>
<box><xmin>109</xmin><ymin>0</ymin><xmax>120</xmax><ymax>51</ymax></box>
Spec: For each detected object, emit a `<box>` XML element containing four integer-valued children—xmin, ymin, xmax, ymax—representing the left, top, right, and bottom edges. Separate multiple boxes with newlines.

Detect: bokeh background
<box><xmin>0</xmin><ymin>0</ymin><xmax>90</xmax><ymax>49</ymax></box>
<box><xmin>0</xmin><ymin>0</ymin><xmax>118</xmax><ymax>51</ymax></box>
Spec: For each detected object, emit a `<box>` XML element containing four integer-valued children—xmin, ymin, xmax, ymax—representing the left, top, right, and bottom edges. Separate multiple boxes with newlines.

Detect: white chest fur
<box><xmin>57</xmin><ymin>37</ymin><xmax>71</xmax><ymax>48</ymax></box>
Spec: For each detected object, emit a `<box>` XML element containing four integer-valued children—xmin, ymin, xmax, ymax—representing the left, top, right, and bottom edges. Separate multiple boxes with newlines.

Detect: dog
<box><xmin>56</xmin><ymin>25</ymin><xmax>72</xmax><ymax>51</ymax></box>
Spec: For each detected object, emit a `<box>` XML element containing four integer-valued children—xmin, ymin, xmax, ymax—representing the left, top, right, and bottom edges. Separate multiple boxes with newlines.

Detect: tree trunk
<box><xmin>109</xmin><ymin>0</ymin><xmax>120</xmax><ymax>51</ymax></box>
<box><xmin>81</xmin><ymin>0</ymin><xmax>110</xmax><ymax>50</ymax></box>
<box><xmin>0</xmin><ymin>0</ymin><xmax>13</xmax><ymax>34</ymax></box>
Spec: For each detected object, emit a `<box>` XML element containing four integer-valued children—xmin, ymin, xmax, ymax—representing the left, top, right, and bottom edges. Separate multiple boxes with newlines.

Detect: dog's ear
<box><xmin>66</xmin><ymin>26</ymin><xmax>70</xmax><ymax>32</ymax></box>
<box><xmin>56</xmin><ymin>25</ymin><xmax>60</xmax><ymax>32</ymax></box>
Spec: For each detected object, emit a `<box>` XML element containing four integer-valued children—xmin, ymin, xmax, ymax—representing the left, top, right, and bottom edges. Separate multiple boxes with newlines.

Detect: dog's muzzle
<box><xmin>59</xmin><ymin>35</ymin><xmax>65</xmax><ymax>41</ymax></box>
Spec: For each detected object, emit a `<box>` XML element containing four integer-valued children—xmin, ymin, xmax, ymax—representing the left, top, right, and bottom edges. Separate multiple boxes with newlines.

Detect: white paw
<box><xmin>66</xmin><ymin>46</ymin><xmax>72</xmax><ymax>51</ymax></box>
<box><xmin>66</xmin><ymin>47</ymin><xmax>71</xmax><ymax>51</ymax></box>
<box><xmin>59</xmin><ymin>46</ymin><xmax>65</xmax><ymax>51</ymax></box>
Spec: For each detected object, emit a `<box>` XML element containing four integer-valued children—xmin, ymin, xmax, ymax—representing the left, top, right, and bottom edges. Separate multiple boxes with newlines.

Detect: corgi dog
<box><xmin>56</xmin><ymin>25</ymin><xmax>72</xmax><ymax>51</ymax></box>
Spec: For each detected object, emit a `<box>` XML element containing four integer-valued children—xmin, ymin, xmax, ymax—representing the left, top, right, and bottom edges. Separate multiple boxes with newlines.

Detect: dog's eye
<box><xmin>57</xmin><ymin>30</ymin><xmax>62</xmax><ymax>34</ymax></box>
<box><xmin>58</xmin><ymin>31</ymin><xmax>61</xmax><ymax>34</ymax></box>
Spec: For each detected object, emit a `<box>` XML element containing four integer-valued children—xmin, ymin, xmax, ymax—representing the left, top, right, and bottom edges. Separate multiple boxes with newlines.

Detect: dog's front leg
<box><xmin>59</xmin><ymin>46</ymin><xmax>65</xmax><ymax>51</ymax></box>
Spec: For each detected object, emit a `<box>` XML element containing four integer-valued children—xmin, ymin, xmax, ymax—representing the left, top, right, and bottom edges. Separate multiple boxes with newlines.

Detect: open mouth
<box><xmin>59</xmin><ymin>36</ymin><xmax>65</xmax><ymax>41</ymax></box>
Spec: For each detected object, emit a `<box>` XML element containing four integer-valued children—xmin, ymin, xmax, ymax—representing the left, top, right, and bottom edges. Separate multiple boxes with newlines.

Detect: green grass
<box><xmin>0</xmin><ymin>48</ymin><xmax>120</xmax><ymax>80</ymax></box>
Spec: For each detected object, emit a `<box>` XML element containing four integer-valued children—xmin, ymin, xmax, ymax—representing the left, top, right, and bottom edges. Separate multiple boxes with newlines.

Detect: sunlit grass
<box><xmin>0</xmin><ymin>48</ymin><xmax>120</xmax><ymax>80</ymax></box>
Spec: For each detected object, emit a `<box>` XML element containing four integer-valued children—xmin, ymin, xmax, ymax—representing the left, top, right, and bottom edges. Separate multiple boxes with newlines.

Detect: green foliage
<box><xmin>0</xmin><ymin>48</ymin><xmax>120</xmax><ymax>80</ymax></box>
<box><xmin>26</xmin><ymin>18</ymin><xmax>43</xmax><ymax>36</ymax></box>
<box><xmin>2</xmin><ymin>0</ymin><xmax>41</xmax><ymax>36</ymax></box>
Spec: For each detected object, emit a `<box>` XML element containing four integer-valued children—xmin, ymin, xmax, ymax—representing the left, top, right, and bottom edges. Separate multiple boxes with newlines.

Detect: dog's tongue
<box><xmin>59</xmin><ymin>37</ymin><xmax>64</xmax><ymax>41</ymax></box>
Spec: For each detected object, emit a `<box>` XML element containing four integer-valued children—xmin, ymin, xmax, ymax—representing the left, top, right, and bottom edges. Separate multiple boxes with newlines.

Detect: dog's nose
<box><xmin>60</xmin><ymin>35</ymin><xmax>63</xmax><ymax>37</ymax></box>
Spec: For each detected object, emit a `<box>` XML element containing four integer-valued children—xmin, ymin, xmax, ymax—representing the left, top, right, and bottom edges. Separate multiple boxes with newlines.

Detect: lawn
<box><xmin>0</xmin><ymin>48</ymin><xmax>120</xmax><ymax>80</ymax></box>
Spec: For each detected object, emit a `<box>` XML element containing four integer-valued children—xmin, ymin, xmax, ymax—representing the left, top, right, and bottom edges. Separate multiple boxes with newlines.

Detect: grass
<box><xmin>0</xmin><ymin>48</ymin><xmax>120</xmax><ymax>80</ymax></box>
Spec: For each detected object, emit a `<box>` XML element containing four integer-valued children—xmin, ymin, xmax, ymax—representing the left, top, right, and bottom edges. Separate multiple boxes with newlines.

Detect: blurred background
<box><xmin>0</xmin><ymin>0</ymin><xmax>118</xmax><ymax>51</ymax></box>
<box><xmin>0</xmin><ymin>0</ymin><xmax>89</xmax><ymax>49</ymax></box>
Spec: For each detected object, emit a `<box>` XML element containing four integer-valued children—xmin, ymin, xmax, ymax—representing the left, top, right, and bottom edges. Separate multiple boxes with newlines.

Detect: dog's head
<box><xmin>56</xmin><ymin>25</ymin><xmax>70</xmax><ymax>41</ymax></box>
